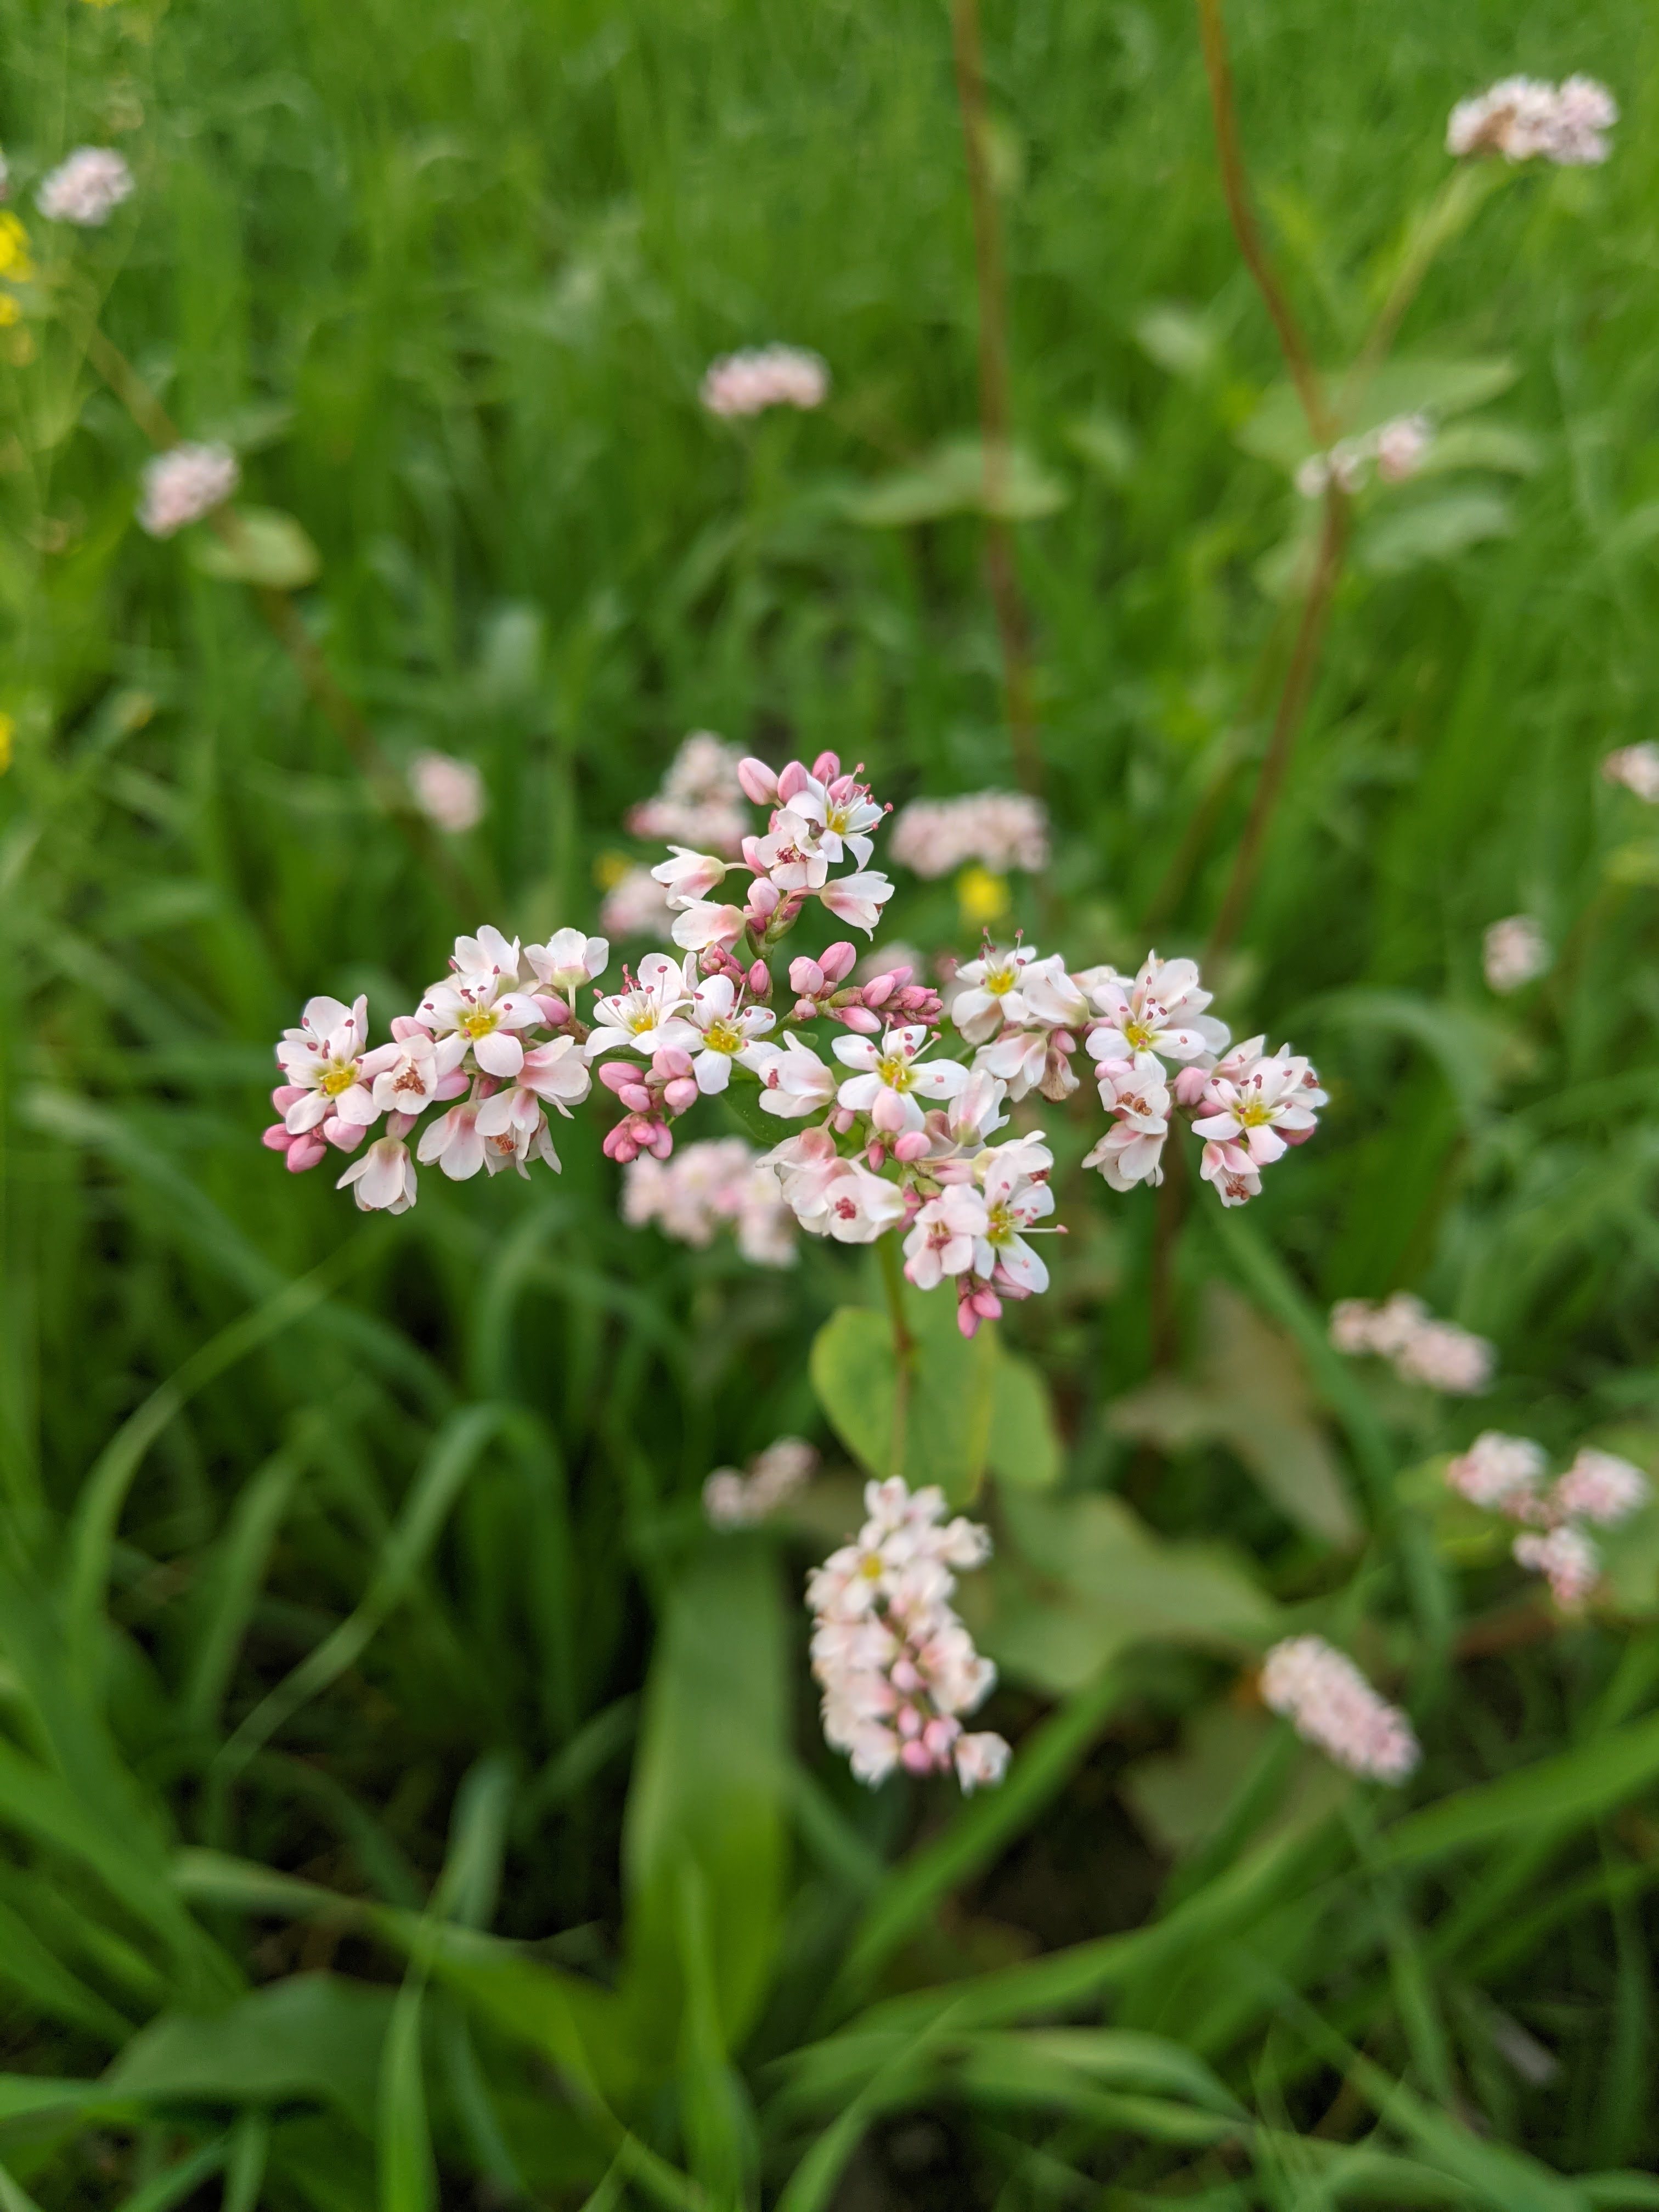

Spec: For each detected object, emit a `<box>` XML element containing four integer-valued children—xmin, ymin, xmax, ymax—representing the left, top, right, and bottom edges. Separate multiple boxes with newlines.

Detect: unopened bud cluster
<box><xmin>1446</xmin><ymin>1434</ymin><xmax>1648</xmax><ymax>1606</ymax></box>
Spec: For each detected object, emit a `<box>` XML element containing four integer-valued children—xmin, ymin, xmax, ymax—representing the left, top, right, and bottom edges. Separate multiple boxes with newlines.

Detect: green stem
<box><xmin>877</xmin><ymin>1234</ymin><xmax>915</xmax><ymax>1481</ymax></box>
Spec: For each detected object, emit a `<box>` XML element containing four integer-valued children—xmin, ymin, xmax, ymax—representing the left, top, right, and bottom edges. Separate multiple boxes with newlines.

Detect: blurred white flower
<box><xmin>1446</xmin><ymin>1431</ymin><xmax>1548</xmax><ymax>1515</ymax></box>
<box><xmin>704</xmin><ymin>1437</ymin><xmax>818</xmax><ymax>1528</ymax></box>
<box><xmin>37</xmin><ymin>146</ymin><xmax>134</xmax><ymax>225</ymax></box>
<box><xmin>1260</xmin><ymin>1635</ymin><xmax>1419</xmax><ymax>1783</ymax></box>
<box><xmin>1375</xmin><ymin>413</ymin><xmax>1433</xmax><ymax>483</ymax></box>
<box><xmin>701</xmin><ymin>345</ymin><xmax>829</xmax><ymax>418</ymax></box>
<box><xmin>138</xmin><ymin>443</ymin><xmax>239</xmax><ymax>538</ymax></box>
<box><xmin>600</xmin><ymin>864</ymin><xmax>675</xmax><ymax>940</ymax></box>
<box><xmin>1602</xmin><ymin>743</ymin><xmax>1659</xmax><ymax>802</ymax></box>
<box><xmin>1330</xmin><ymin>1294</ymin><xmax>1493</xmax><ymax>1395</ymax></box>
<box><xmin>1554</xmin><ymin>1447</ymin><xmax>1647</xmax><ymax>1527</ymax></box>
<box><xmin>1448</xmin><ymin>75</ymin><xmax>1616</xmax><ymax>166</ymax></box>
<box><xmin>622</xmin><ymin>1136</ymin><xmax>796</xmax><ymax>1268</ymax></box>
<box><xmin>1514</xmin><ymin>1523</ymin><xmax>1600</xmax><ymax>1607</ymax></box>
<box><xmin>889</xmin><ymin>791</ymin><xmax>1049</xmax><ymax>878</ymax></box>
<box><xmin>628</xmin><ymin>731</ymin><xmax>751</xmax><ymax>856</ymax></box>
<box><xmin>1482</xmin><ymin>915</ymin><xmax>1549</xmax><ymax>994</ymax></box>
<box><xmin>408</xmin><ymin>750</ymin><xmax>486</xmax><ymax>834</ymax></box>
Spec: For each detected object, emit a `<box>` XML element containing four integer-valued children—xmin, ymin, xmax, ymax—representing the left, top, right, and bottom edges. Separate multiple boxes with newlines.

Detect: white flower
<box><xmin>955</xmin><ymin>1732</ymin><xmax>1012</xmax><ymax>1792</ymax></box>
<box><xmin>1260</xmin><ymin>1636</ymin><xmax>1419</xmax><ymax>1784</ymax></box>
<box><xmin>701</xmin><ymin>345</ymin><xmax>830</xmax><ymax>417</ymax></box>
<box><xmin>651</xmin><ymin>846</ymin><xmax>731</xmax><ymax>907</ymax></box>
<box><xmin>336</xmin><ymin>1133</ymin><xmax>417</xmax><ymax>1214</ymax></box>
<box><xmin>525</xmin><ymin>930</ymin><xmax>608</xmax><ymax>996</ymax></box>
<box><xmin>704</xmin><ymin>1437</ymin><xmax>818</xmax><ymax>1528</ymax></box>
<box><xmin>1197</xmin><ymin>1138</ymin><xmax>1262</xmax><ymax>1208</ymax></box>
<box><xmin>818</xmin><ymin>869</ymin><xmax>895</xmax><ymax>936</ymax></box>
<box><xmin>624</xmin><ymin>1136</ymin><xmax>795</xmax><ymax>1266</ymax></box>
<box><xmin>1446</xmin><ymin>1431</ymin><xmax>1548</xmax><ymax>1514</ymax></box>
<box><xmin>1514</xmin><ymin>1525</ymin><xmax>1600</xmax><ymax>1608</ymax></box>
<box><xmin>789</xmin><ymin>773</ymin><xmax>884</xmax><ymax>871</ymax></box>
<box><xmin>767</xmin><ymin>1127</ymin><xmax>906</xmax><ymax>1243</ymax></box>
<box><xmin>600</xmin><ymin>865</ymin><xmax>675</xmax><ymax>940</ymax></box>
<box><xmin>1376</xmin><ymin>414</ymin><xmax>1432</xmax><ymax>484</ymax></box>
<box><xmin>1483</xmin><ymin>915</ymin><xmax>1549</xmax><ymax>994</ymax></box>
<box><xmin>682</xmin><ymin>974</ymin><xmax>777</xmax><ymax>1094</ymax></box>
<box><xmin>889</xmin><ymin>791</ymin><xmax>1048</xmax><ymax>879</ymax></box>
<box><xmin>139</xmin><ymin>443</ymin><xmax>239</xmax><ymax>538</ymax></box>
<box><xmin>1085</xmin><ymin>952</ymin><xmax>1229</xmax><ymax>1065</ymax></box>
<box><xmin>416</xmin><ymin>1098</ymin><xmax>486</xmax><ymax>1181</ymax></box>
<box><xmin>751</xmin><ymin>1038</ymin><xmax>837</xmax><ymax>1119</ymax></box>
<box><xmin>1554</xmin><ymin>1448</ymin><xmax>1647</xmax><ymax>1527</ymax></box>
<box><xmin>1393</xmin><ymin>1319</ymin><xmax>1494</xmax><ymax>1395</ymax></box>
<box><xmin>834</xmin><ymin>1023</ymin><xmax>969</xmax><ymax>1135</ymax></box>
<box><xmin>588</xmin><ymin>952</ymin><xmax>698</xmax><ymax>1057</ymax></box>
<box><xmin>627</xmin><ymin>732</ymin><xmax>751</xmax><ymax>856</ymax></box>
<box><xmin>1082</xmin><ymin>1051</ymin><xmax>1171</xmax><ymax>1191</ymax></box>
<box><xmin>669</xmin><ymin>899</ymin><xmax>750</xmax><ymax>952</ymax></box>
<box><xmin>1601</xmin><ymin>744</ymin><xmax>1659</xmax><ymax>802</ymax></box>
<box><xmin>969</xmin><ymin>1139</ymin><xmax>1056</xmax><ymax>1293</ymax></box>
<box><xmin>949</xmin><ymin>945</ymin><xmax>1084</xmax><ymax>1043</ymax></box>
<box><xmin>275</xmin><ymin>994</ymin><xmax>380</xmax><ymax>1135</ymax></box>
<box><xmin>1190</xmin><ymin>1042</ymin><xmax>1327</xmax><ymax>1167</ymax></box>
<box><xmin>416</xmin><ymin>934</ymin><xmax>546</xmax><ymax>1081</ymax></box>
<box><xmin>37</xmin><ymin>146</ymin><xmax>134</xmax><ymax>225</ymax></box>
<box><xmin>904</xmin><ymin>1187</ymin><xmax>988</xmax><ymax>1289</ymax></box>
<box><xmin>360</xmin><ymin>1021</ymin><xmax>469</xmax><ymax>1116</ymax></box>
<box><xmin>1448</xmin><ymin>75</ymin><xmax>1616</xmax><ymax>166</ymax></box>
<box><xmin>516</xmin><ymin>1035</ymin><xmax>592</xmax><ymax>1110</ymax></box>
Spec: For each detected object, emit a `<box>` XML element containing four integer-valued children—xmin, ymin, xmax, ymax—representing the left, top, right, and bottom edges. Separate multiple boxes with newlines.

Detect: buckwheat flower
<box><xmin>701</xmin><ymin>345</ymin><xmax>830</xmax><ymax>418</ymax></box>
<box><xmin>1447</xmin><ymin>1430</ymin><xmax>1548</xmax><ymax>1515</ymax></box>
<box><xmin>407</xmin><ymin>751</ymin><xmax>485</xmax><ymax>835</ymax></box>
<box><xmin>808</xmin><ymin>1479</ymin><xmax>1007</xmax><ymax>1792</ymax></box>
<box><xmin>416</xmin><ymin>936</ymin><xmax>546</xmax><ymax>1080</ymax></box>
<box><xmin>416</xmin><ymin>1097</ymin><xmax>486</xmax><ymax>1180</ymax></box>
<box><xmin>1330</xmin><ymin>1299</ymin><xmax>1383</xmax><ymax>1355</ymax></box>
<box><xmin>1376</xmin><ymin>413</ymin><xmax>1433</xmax><ymax>484</ymax></box>
<box><xmin>818</xmin><ymin>869</ymin><xmax>895</xmax><ymax>936</ymax></box>
<box><xmin>1260</xmin><ymin>1636</ymin><xmax>1420</xmax><ymax>1784</ymax></box>
<box><xmin>670</xmin><ymin>898</ymin><xmax>750</xmax><ymax>952</ymax></box>
<box><xmin>274</xmin><ymin>994</ymin><xmax>380</xmax><ymax>1137</ymax></box>
<box><xmin>681</xmin><ymin>973</ymin><xmax>776</xmax><ymax>1094</ymax></box>
<box><xmin>1085</xmin><ymin>952</ymin><xmax>1229</xmax><ymax>1067</ymax></box>
<box><xmin>652</xmin><ymin>846</ymin><xmax>731</xmax><ymax>908</ymax></box>
<box><xmin>968</xmin><ymin>1138</ymin><xmax>1057</xmax><ymax>1293</ymax></box>
<box><xmin>889</xmin><ymin>791</ymin><xmax>1049</xmax><ymax>878</ymax></box>
<box><xmin>767</xmin><ymin>1126</ymin><xmax>907</xmax><ymax>1244</ymax></box>
<box><xmin>337</xmin><ymin>1125</ymin><xmax>419</xmax><ymax>1214</ymax></box>
<box><xmin>1367</xmin><ymin>1291</ymin><xmax>1432</xmax><ymax>1358</ymax></box>
<box><xmin>904</xmin><ymin>1186</ymin><xmax>989</xmax><ymax>1289</ymax></box>
<box><xmin>1601</xmin><ymin>743</ymin><xmax>1659</xmax><ymax>802</ymax></box>
<box><xmin>704</xmin><ymin>1437</ymin><xmax>818</xmax><ymax>1528</ymax></box>
<box><xmin>600</xmin><ymin>864</ymin><xmax>675</xmax><ymax>940</ymax></box>
<box><xmin>362</xmin><ymin>1018</ymin><xmax>469</xmax><ymax>1117</ymax></box>
<box><xmin>751</xmin><ymin>1037</ymin><xmax>838</xmax><ymax>1119</ymax></box>
<box><xmin>1394</xmin><ymin>1318</ymin><xmax>1494</xmax><ymax>1395</ymax></box>
<box><xmin>627</xmin><ymin>731</ymin><xmax>751</xmax><ymax>856</ymax></box>
<box><xmin>834</xmin><ymin>1023</ymin><xmax>969</xmax><ymax>1135</ymax></box>
<box><xmin>138</xmin><ymin>443</ymin><xmax>240</xmax><ymax>539</ymax></box>
<box><xmin>1192</xmin><ymin>1042</ymin><xmax>1328</xmax><ymax>1168</ymax></box>
<box><xmin>588</xmin><ymin>952</ymin><xmax>698</xmax><ymax>1057</ymax></box>
<box><xmin>525</xmin><ymin>929</ymin><xmax>608</xmax><ymax>998</ymax></box>
<box><xmin>1448</xmin><ymin>75</ymin><xmax>1616</xmax><ymax>165</ymax></box>
<box><xmin>1554</xmin><ymin>1447</ymin><xmax>1648</xmax><ymax>1527</ymax></box>
<box><xmin>36</xmin><ymin>146</ymin><xmax>134</xmax><ymax>225</ymax></box>
<box><xmin>1483</xmin><ymin>915</ymin><xmax>1549</xmax><ymax>994</ymax></box>
<box><xmin>1514</xmin><ymin>1524</ymin><xmax>1601</xmax><ymax>1608</ymax></box>
<box><xmin>1083</xmin><ymin>1052</ymin><xmax>1172</xmax><ymax>1191</ymax></box>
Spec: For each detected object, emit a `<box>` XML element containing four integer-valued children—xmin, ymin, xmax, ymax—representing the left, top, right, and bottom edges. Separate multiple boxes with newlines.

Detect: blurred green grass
<box><xmin>3</xmin><ymin>0</ymin><xmax>1659</xmax><ymax>2203</ymax></box>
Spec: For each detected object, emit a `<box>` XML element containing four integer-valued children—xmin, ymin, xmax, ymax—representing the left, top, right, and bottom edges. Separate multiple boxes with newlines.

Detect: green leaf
<box><xmin>809</xmin><ymin>1307</ymin><xmax>896</xmax><ymax>1475</ymax></box>
<box><xmin>1238</xmin><ymin>354</ymin><xmax>1520</xmax><ymax>471</ymax></box>
<box><xmin>809</xmin><ymin>1296</ymin><xmax>998</xmax><ymax>1503</ymax></box>
<box><xmin>377</xmin><ymin>1976</ymin><xmax>436</xmax><ymax>2212</ymax></box>
<box><xmin>189</xmin><ymin>506</ymin><xmax>321</xmax><ymax>589</ymax></box>
<box><xmin>986</xmin><ymin>1354</ymin><xmax>1062</xmax><ymax>1488</ymax></box>
<box><xmin>844</xmin><ymin>436</ymin><xmax>1068</xmax><ymax>526</ymax></box>
<box><xmin>622</xmin><ymin>1542</ymin><xmax>788</xmax><ymax>2057</ymax></box>
<box><xmin>1357</xmin><ymin>488</ymin><xmax>1516</xmax><ymax>573</ymax></box>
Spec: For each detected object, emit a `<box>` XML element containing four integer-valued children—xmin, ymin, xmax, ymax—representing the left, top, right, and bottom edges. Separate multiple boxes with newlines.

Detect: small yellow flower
<box><xmin>0</xmin><ymin>215</ymin><xmax>35</xmax><ymax>284</ymax></box>
<box><xmin>594</xmin><ymin>849</ymin><xmax>633</xmax><ymax>890</ymax></box>
<box><xmin>957</xmin><ymin>864</ymin><xmax>1011</xmax><ymax>927</ymax></box>
<box><xmin>0</xmin><ymin>713</ymin><xmax>14</xmax><ymax>774</ymax></box>
<box><xmin>0</xmin><ymin>296</ymin><xmax>18</xmax><ymax>329</ymax></box>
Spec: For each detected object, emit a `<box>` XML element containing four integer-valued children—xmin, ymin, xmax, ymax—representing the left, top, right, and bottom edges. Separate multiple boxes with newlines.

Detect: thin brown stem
<box><xmin>878</xmin><ymin>1233</ymin><xmax>916</xmax><ymax>1480</ymax></box>
<box><xmin>1206</xmin><ymin>490</ymin><xmax>1347</xmax><ymax>962</ymax></box>
<box><xmin>950</xmin><ymin>0</ymin><xmax>1042</xmax><ymax>796</ymax></box>
<box><xmin>1195</xmin><ymin>0</ymin><xmax>1331</xmax><ymax>444</ymax></box>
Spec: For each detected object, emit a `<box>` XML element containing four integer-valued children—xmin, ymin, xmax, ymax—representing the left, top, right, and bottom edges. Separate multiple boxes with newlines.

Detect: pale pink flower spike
<box><xmin>1260</xmin><ymin>1635</ymin><xmax>1420</xmax><ymax>1784</ymax></box>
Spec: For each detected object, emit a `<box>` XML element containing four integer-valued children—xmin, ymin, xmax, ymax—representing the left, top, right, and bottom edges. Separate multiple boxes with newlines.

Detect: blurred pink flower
<box><xmin>1260</xmin><ymin>1635</ymin><xmax>1419</xmax><ymax>1783</ymax></box>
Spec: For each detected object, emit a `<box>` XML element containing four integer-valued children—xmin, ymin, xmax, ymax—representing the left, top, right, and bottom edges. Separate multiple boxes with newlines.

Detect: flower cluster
<box><xmin>138</xmin><ymin>443</ymin><xmax>239</xmax><ymax>538</ymax></box>
<box><xmin>1483</xmin><ymin>914</ymin><xmax>1549</xmax><ymax>994</ymax></box>
<box><xmin>37</xmin><ymin>146</ymin><xmax>133</xmax><ymax>225</ymax></box>
<box><xmin>1330</xmin><ymin>1293</ymin><xmax>1494</xmax><ymax>1395</ymax></box>
<box><xmin>700</xmin><ymin>345</ymin><xmax>829</xmax><ymax>418</ymax></box>
<box><xmin>703</xmin><ymin>1437</ymin><xmax>817</xmax><ymax>1528</ymax></box>
<box><xmin>807</xmin><ymin>1479</ymin><xmax>1009</xmax><ymax>1792</ymax></box>
<box><xmin>266</xmin><ymin>753</ymin><xmax>1326</xmax><ymax>1359</ymax></box>
<box><xmin>599</xmin><ymin>863</ymin><xmax>674</xmax><ymax>941</ymax></box>
<box><xmin>1602</xmin><ymin>743</ymin><xmax>1659</xmax><ymax>803</ymax></box>
<box><xmin>1447</xmin><ymin>76</ymin><xmax>1616</xmax><ymax>166</ymax></box>
<box><xmin>889</xmin><ymin>791</ymin><xmax>1049</xmax><ymax>879</ymax></box>
<box><xmin>409</xmin><ymin>751</ymin><xmax>487</xmax><ymax>835</ymax></box>
<box><xmin>1446</xmin><ymin>1433</ymin><xmax>1648</xmax><ymax>1606</ymax></box>
<box><xmin>1260</xmin><ymin>1635</ymin><xmax>1420</xmax><ymax>1784</ymax></box>
<box><xmin>1296</xmin><ymin>413</ymin><xmax>1432</xmax><ymax>500</ymax></box>
<box><xmin>623</xmin><ymin>1136</ymin><xmax>795</xmax><ymax>1267</ymax></box>
<box><xmin>626</xmin><ymin>732</ymin><xmax>751</xmax><ymax>857</ymax></box>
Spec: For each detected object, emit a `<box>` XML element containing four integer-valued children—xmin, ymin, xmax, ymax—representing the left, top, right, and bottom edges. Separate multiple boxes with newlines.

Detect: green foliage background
<box><xmin>2</xmin><ymin>0</ymin><xmax>1659</xmax><ymax>2203</ymax></box>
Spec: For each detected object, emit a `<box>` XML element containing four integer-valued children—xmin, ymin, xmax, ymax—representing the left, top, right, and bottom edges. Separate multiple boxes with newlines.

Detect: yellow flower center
<box><xmin>1239</xmin><ymin>1100</ymin><xmax>1271</xmax><ymax>1127</ymax></box>
<box><xmin>860</xmin><ymin>1553</ymin><xmax>883</xmax><ymax>1580</ymax></box>
<box><xmin>1122</xmin><ymin>1018</ymin><xmax>1155</xmax><ymax>1052</ymax></box>
<box><xmin>460</xmin><ymin>1007</ymin><xmax>500</xmax><ymax>1040</ymax></box>
<box><xmin>321</xmin><ymin>1062</ymin><xmax>359</xmax><ymax>1098</ymax></box>
<box><xmin>877</xmin><ymin>1054</ymin><xmax>914</xmax><ymax>1091</ymax></box>
<box><xmin>704</xmin><ymin>1017</ymin><xmax>743</xmax><ymax>1054</ymax></box>
<box><xmin>986</xmin><ymin>1201</ymin><xmax>1014</xmax><ymax>1243</ymax></box>
<box><xmin>627</xmin><ymin>1006</ymin><xmax>658</xmax><ymax>1034</ymax></box>
<box><xmin>986</xmin><ymin>965</ymin><xmax>1018</xmax><ymax>995</ymax></box>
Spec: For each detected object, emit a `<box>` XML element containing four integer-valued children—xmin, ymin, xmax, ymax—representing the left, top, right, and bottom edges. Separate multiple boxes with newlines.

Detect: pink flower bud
<box><xmin>652</xmin><ymin>1046</ymin><xmax>693</xmax><ymax>1078</ymax></box>
<box><xmin>741</xmin><ymin>834</ymin><xmax>767</xmax><ymax>875</ymax></box>
<box><xmin>900</xmin><ymin>1739</ymin><xmax>933</xmax><ymax>1773</ymax></box>
<box><xmin>271</xmin><ymin>1085</ymin><xmax>306</xmax><ymax>1113</ymax></box>
<box><xmin>811</xmin><ymin>750</ymin><xmax>841</xmax><ymax>782</ymax></box>
<box><xmin>830</xmin><ymin>1106</ymin><xmax>856</xmax><ymax>1134</ymax></box>
<box><xmin>323</xmin><ymin>1117</ymin><xmax>366</xmax><ymax>1153</ymax></box>
<box><xmin>972</xmin><ymin>1286</ymin><xmax>1003</xmax><ymax>1319</ymax></box>
<box><xmin>893</xmin><ymin>1129</ymin><xmax>930</xmax><ymax>1163</ymax></box>
<box><xmin>792</xmin><ymin>997</ymin><xmax>818</xmax><ymax>1021</ymax></box>
<box><xmin>533</xmin><ymin>994</ymin><xmax>572</xmax><ymax>1026</ymax></box>
<box><xmin>435</xmin><ymin>1068</ymin><xmax>470</xmax><ymax>1100</ymax></box>
<box><xmin>599</xmin><ymin>1061</ymin><xmax>636</xmax><ymax>1095</ymax></box>
<box><xmin>385</xmin><ymin>1111</ymin><xmax>418</xmax><ymax>1139</ymax></box>
<box><xmin>866</xmin><ymin>1139</ymin><xmax>887</xmax><ymax>1169</ymax></box>
<box><xmin>777</xmin><ymin>759</ymin><xmax>811</xmax><ymax>803</ymax></box>
<box><xmin>746</xmin><ymin>879</ymin><xmax>782</xmax><ymax>923</ymax></box>
<box><xmin>602</xmin><ymin>1122</ymin><xmax>638</xmax><ymax>1164</ymax></box>
<box><xmin>737</xmin><ymin>755</ymin><xmax>779</xmax><ymax>804</ymax></box>
<box><xmin>819</xmin><ymin>940</ymin><xmax>857</xmax><ymax>983</ymax></box>
<box><xmin>789</xmin><ymin>956</ymin><xmax>826</xmax><ymax>996</ymax></box>
<box><xmin>837</xmin><ymin>1004</ymin><xmax>882</xmax><ymax>1035</ymax></box>
<box><xmin>748</xmin><ymin>959</ymin><xmax>773</xmax><ymax>1000</ymax></box>
<box><xmin>1173</xmin><ymin>1065</ymin><xmax>1211</xmax><ymax>1108</ymax></box>
<box><xmin>663</xmin><ymin>1076</ymin><xmax>699</xmax><ymax>1114</ymax></box>
<box><xmin>285</xmin><ymin>1132</ymin><xmax>328</xmax><ymax>1173</ymax></box>
<box><xmin>862</xmin><ymin>972</ymin><xmax>896</xmax><ymax>1007</ymax></box>
<box><xmin>262</xmin><ymin>1121</ymin><xmax>293</xmax><ymax>1152</ymax></box>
